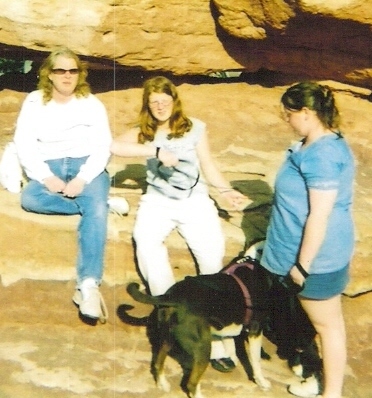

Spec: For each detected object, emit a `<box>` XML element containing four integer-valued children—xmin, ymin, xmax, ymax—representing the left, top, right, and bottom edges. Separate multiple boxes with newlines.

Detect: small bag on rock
<box><xmin>0</xmin><ymin>142</ymin><xmax>23</xmax><ymax>193</ymax></box>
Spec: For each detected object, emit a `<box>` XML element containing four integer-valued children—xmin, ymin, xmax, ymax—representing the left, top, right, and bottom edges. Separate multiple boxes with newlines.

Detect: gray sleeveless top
<box><xmin>146</xmin><ymin>117</ymin><xmax>208</xmax><ymax>199</ymax></box>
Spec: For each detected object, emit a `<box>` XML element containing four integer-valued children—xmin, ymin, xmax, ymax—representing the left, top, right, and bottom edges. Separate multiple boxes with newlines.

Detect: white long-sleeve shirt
<box><xmin>14</xmin><ymin>90</ymin><xmax>112</xmax><ymax>184</ymax></box>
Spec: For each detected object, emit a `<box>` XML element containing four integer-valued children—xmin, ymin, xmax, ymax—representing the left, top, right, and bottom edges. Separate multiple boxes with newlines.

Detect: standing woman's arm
<box><xmin>290</xmin><ymin>188</ymin><xmax>338</xmax><ymax>284</ymax></box>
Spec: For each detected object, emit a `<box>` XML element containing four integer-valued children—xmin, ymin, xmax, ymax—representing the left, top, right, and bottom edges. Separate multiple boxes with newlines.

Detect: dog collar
<box><xmin>222</xmin><ymin>257</ymin><xmax>255</xmax><ymax>325</ymax></box>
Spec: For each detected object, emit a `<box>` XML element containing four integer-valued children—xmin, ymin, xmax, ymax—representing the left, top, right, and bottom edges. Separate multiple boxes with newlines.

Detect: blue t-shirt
<box><xmin>261</xmin><ymin>133</ymin><xmax>355</xmax><ymax>275</ymax></box>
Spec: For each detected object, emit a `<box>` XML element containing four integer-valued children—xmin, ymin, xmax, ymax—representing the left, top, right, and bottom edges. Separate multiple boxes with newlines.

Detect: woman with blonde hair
<box><xmin>14</xmin><ymin>47</ymin><xmax>112</xmax><ymax>323</ymax></box>
<box><xmin>37</xmin><ymin>47</ymin><xmax>90</xmax><ymax>103</ymax></box>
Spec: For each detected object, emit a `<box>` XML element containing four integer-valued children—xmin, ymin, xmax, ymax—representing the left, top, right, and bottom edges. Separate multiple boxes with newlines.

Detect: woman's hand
<box><xmin>157</xmin><ymin>147</ymin><xmax>179</xmax><ymax>167</ymax></box>
<box><xmin>43</xmin><ymin>175</ymin><xmax>66</xmax><ymax>193</ymax></box>
<box><xmin>62</xmin><ymin>177</ymin><xmax>86</xmax><ymax>198</ymax></box>
<box><xmin>220</xmin><ymin>189</ymin><xmax>251</xmax><ymax>210</ymax></box>
<box><xmin>289</xmin><ymin>265</ymin><xmax>307</xmax><ymax>287</ymax></box>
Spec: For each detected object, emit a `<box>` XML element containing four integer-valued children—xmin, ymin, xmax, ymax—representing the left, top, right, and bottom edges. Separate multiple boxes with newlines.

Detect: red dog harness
<box><xmin>222</xmin><ymin>257</ymin><xmax>255</xmax><ymax>326</ymax></box>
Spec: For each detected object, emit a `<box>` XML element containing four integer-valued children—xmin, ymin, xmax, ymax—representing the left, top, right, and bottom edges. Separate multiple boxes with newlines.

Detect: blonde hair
<box><xmin>37</xmin><ymin>46</ymin><xmax>91</xmax><ymax>104</ymax></box>
<box><xmin>138</xmin><ymin>76</ymin><xmax>192</xmax><ymax>143</ymax></box>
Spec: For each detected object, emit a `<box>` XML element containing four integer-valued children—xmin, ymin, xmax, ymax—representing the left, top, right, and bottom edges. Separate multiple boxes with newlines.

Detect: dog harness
<box><xmin>222</xmin><ymin>256</ymin><xmax>255</xmax><ymax>325</ymax></box>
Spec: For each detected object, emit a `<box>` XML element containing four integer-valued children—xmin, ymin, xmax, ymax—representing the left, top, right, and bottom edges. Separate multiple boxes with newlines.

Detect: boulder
<box><xmin>0</xmin><ymin>0</ymin><xmax>371</xmax><ymax>86</ymax></box>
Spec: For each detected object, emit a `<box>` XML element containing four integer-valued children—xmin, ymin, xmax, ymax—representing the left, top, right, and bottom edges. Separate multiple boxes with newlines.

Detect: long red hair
<box><xmin>138</xmin><ymin>76</ymin><xmax>192</xmax><ymax>143</ymax></box>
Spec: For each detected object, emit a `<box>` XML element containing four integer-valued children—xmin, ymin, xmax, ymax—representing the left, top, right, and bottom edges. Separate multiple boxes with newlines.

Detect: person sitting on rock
<box><xmin>111</xmin><ymin>75</ymin><xmax>247</xmax><ymax>371</ymax></box>
<box><xmin>14</xmin><ymin>46</ymin><xmax>112</xmax><ymax>323</ymax></box>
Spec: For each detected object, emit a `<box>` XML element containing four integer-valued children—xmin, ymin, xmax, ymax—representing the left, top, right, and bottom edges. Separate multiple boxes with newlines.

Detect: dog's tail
<box><xmin>127</xmin><ymin>282</ymin><xmax>178</xmax><ymax>307</ymax></box>
<box><xmin>116</xmin><ymin>304</ymin><xmax>149</xmax><ymax>326</ymax></box>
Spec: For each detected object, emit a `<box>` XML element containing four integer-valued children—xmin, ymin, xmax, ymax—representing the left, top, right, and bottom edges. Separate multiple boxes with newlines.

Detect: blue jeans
<box><xmin>21</xmin><ymin>157</ymin><xmax>110</xmax><ymax>284</ymax></box>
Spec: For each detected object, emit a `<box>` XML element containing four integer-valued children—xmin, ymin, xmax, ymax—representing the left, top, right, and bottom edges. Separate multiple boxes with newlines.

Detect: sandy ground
<box><xmin>0</xmin><ymin>184</ymin><xmax>370</xmax><ymax>398</ymax></box>
<box><xmin>0</xmin><ymin>268</ymin><xmax>371</xmax><ymax>398</ymax></box>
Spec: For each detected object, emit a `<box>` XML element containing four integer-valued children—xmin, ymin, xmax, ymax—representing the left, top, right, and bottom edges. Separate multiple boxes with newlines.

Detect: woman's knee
<box><xmin>21</xmin><ymin>193</ymin><xmax>38</xmax><ymax>212</ymax></box>
<box><xmin>94</xmin><ymin>199</ymin><xmax>109</xmax><ymax>217</ymax></box>
<box><xmin>133</xmin><ymin>220</ymin><xmax>167</xmax><ymax>247</ymax></box>
<box><xmin>134</xmin><ymin>235</ymin><xmax>164</xmax><ymax>255</ymax></box>
<box><xmin>21</xmin><ymin>184</ymin><xmax>45</xmax><ymax>212</ymax></box>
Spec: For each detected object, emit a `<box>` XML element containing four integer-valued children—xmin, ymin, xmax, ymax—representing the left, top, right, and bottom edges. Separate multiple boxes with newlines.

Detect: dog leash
<box><xmin>222</xmin><ymin>256</ymin><xmax>255</xmax><ymax>325</ymax></box>
<box><xmin>157</xmin><ymin>159</ymin><xmax>200</xmax><ymax>191</ymax></box>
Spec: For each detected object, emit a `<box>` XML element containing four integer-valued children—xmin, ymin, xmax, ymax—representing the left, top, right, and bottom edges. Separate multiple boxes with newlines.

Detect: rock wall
<box><xmin>0</xmin><ymin>0</ymin><xmax>372</xmax><ymax>87</ymax></box>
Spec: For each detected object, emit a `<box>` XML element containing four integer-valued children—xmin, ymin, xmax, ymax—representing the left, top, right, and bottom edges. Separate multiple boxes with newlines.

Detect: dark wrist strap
<box><xmin>294</xmin><ymin>261</ymin><xmax>309</xmax><ymax>279</ymax></box>
<box><xmin>156</xmin><ymin>147</ymin><xmax>160</xmax><ymax>158</ymax></box>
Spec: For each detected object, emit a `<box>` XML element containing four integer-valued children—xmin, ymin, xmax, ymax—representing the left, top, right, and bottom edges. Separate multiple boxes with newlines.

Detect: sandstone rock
<box><xmin>0</xmin><ymin>79</ymin><xmax>371</xmax><ymax>296</ymax></box>
<box><xmin>1</xmin><ymin>1</ymin><xmax>372</xmax><ymax>87</ymax></box>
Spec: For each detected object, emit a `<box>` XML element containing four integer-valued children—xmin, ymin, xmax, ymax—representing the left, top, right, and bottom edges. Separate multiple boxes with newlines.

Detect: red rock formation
<box><xmin>0</xmin><ymin>1</ymin><xmax>371</xmax><ymax>87</ymax></box>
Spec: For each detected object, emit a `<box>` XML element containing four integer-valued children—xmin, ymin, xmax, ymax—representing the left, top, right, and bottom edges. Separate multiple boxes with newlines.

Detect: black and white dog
<box><xmin>120</xmin><ymin>244</ymin><xmax>321</xmax><ymax>398</ymax></box>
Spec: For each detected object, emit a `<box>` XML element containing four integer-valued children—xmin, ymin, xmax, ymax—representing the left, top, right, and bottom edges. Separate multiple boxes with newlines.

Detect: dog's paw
<box><xmin>291</xmin><ymin>363</ymin><xmax>304</xmax><ymax>377</ymax></box>
<box><xmin>156</xmin><ymin>373</ymin><xmax>171</xmax><ymax>392</ymax></box>
<box><xmin>255</xmin><ymin>376</ymin><xmax>271</xmax><ymax>390</ymax></box>
<box><xmin>190</xmin><ymin>383</ymin><xmax>205</xmax><ymax>398</ymax></box>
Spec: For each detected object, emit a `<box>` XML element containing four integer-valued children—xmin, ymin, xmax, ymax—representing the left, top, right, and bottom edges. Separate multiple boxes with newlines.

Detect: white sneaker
<box><xmin>288</xmin><ymin>374</ymin><xmax>321</xmax><ymax>397</ymax></box>
<box><xmin>107</xmin><ymin>196</ymin><xmax>129</xmax><ymax>216</ymax></box>
<box><xmin>73</xmin><ymin>278</ymin><xmax>108</xmax><ymax>323</ymax></box>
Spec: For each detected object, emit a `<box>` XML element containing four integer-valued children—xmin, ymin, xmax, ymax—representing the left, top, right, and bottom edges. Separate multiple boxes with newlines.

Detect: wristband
<box><xmin>294</xmin><ymin>261</ymin><xmax>309</xmax><ymax>279</ymax></box>
<box><xmin>156</xmin><ymin>147</ymin><xmax>160</xmax><ymax>158</ymax></box>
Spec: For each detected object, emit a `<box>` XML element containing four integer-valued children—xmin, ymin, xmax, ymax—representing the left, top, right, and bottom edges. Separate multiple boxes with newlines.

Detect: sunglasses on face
<box><xmin>51</xmin><ymin>68</ymin><xmax>80</xmax><ymax>75</ymax></box>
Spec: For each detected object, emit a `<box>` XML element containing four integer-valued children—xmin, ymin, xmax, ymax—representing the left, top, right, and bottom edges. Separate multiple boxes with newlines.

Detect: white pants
<box><xmin>134</xmin><ymin>193</ymin><xmax>235</xmax><ymax>360</ymax></box>
<box><xmin>211</xmin><ymin>337</ymin><xmax>237</xmax><ymax>362</ymax></box>
<box><xmin>133</xmin><ymin>193</ymin><xmax>225</xmax><ymax>295</ymax></box>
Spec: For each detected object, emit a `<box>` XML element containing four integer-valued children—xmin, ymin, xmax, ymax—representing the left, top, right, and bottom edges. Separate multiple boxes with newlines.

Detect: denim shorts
<box><xmin>299</xmin><ymin>265</ymin><xmax>350</xmax><ymax>300</ymax></box>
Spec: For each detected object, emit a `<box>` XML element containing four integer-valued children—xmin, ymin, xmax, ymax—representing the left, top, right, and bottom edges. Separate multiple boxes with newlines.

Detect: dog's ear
<box><xmin>209</xmin><ymin>316</ymin><xmax>225</xmax><ymax>330</ymax></box>
<box><xmin>247</xmin><ymin>319</ymin><xmax>262</xmax><ymax>336</ymax></box>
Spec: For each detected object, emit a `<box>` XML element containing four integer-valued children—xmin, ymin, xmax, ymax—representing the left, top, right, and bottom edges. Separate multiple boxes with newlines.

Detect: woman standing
<box><xmin>14</xmin><ymin>47</ymin><xmax>112</xmax><ymax>322</ymax></box>
<box><xmin>111</xmin><ymin>75</ymin><xmax>246</xmax><ymax>371</ymax></box>
<box><xmin>261</xmin><ymin>82</ymin><xmax>355</xmax><ymax>398</ymax></box>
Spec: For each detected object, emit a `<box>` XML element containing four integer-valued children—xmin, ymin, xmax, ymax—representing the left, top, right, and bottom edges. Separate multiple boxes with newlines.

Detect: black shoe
<box><xmin>210</xmin><ymin>358</ymin><xmax>236</xmax><ymax>373</ymax></box>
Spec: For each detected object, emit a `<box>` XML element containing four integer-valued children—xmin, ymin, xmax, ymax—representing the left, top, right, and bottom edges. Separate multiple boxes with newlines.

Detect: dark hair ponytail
<box><xmin>281</xmin><ymin>82</ymin><xmax>340</xmax><ymax>129</ymax></box>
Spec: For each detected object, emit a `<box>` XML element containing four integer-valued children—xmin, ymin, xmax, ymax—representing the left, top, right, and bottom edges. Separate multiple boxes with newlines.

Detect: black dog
<box><xmin>126</xmin><ymin>256</ymin><xmax>270</xmax><ymax>398</ymax></box>
<box><xmin>123</xmin><ymin>253</ymin><xmax>321</xmax><ymax>398</ymax></box>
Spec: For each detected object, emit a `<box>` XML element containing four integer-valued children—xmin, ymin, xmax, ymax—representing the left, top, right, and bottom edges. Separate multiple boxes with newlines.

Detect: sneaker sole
<box><xmin>72</xmin><ymin>290</ymin><xmax>108</xmax><ymax>323</ymax></box>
